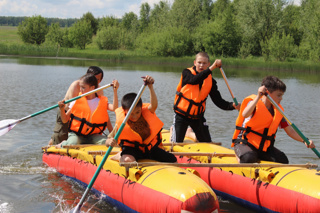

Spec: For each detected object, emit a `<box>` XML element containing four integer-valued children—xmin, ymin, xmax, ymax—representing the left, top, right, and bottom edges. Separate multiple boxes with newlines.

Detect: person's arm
<box><xmin>208</xmin><ymin>59</ymin><xmax>222</xmax><ymax>71</ymax></box>
<box><xmin>242</xmin><ymin>97</ymin><xmax>259</xmax><ymax>118</ymax></box>
<box><xmin>58</xmin><ymin>99</ymin><xmax>71</xmax><ymax>123</ymax></box>
<box><xmin>105</xmin><ymin>137</ymin><xmax>117</xmax><ymax>147</ymax></box>
<box><xmin>242</xmin><ymin>85</ymin><xmax>266</xmax><ymax>118</ymax></box>
<box><xmin>209</xmin><ymin>78</ymin><xmax>235</xmax><ymax>110</ymax></box>
<box><xmin>107</xmin><ymin>79</ymin><xmax>119</xmax><ymax>111</ymax></box>
<box><xmin>181</xmin><ymin>68</ymin><xmax>212</xmax><ymax>85</ymax></box>
<box><xmin>144</xmin><ymin>76</ymin><xmax>158</xmax><ymax>113</ymax></box>
<box><xmin>107</xmin><ymin>116</ymin><xmax>113</xmax><ymax>133</ymax></box>
<box><xmin>283</xmin><ymin>125</ymin><xmax>316</xmax><ymax>148</ymax></box>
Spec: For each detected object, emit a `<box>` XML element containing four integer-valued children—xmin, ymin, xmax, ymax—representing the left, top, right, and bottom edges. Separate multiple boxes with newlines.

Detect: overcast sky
<box><xmin>0</xmin><ymin>0</ymin><xmax>301</xmax><ymax>19</ymax></box>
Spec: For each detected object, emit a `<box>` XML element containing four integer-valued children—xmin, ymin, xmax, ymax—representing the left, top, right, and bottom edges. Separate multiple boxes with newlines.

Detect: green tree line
<box><xmin>0</xmin><ymin>16</ymin><xmax>78</xmax><ymax>27</ymax></box>
<box><xmin>15</xmin><ymin>0</ymin><xmax>320</xmax><ymax>62</ymax></box>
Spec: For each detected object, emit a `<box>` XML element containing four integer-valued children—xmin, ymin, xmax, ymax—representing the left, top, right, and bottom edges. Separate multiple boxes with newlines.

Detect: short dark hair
<box><xmin>121</xmin><ymin>93</ymin><xmax>142</xmax><ymax>110</ymax></box>
<box><xmin>87</xmin><ymin>66</ymin><xmax>104</xmax><ymax>80</ymax></box>
<box><xmin>80</xmin><ymin>73</ymin><xmax>98</xmax><ymax>89</ymax></box>
<box><xmin>261</xmin><ymin>76</ymin><xmax>286</xmax><ymax>93</ymax></box>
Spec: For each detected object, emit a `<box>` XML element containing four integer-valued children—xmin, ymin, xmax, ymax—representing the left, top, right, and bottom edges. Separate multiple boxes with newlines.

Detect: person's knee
<box><xmin>274</xmin><ymin>153</ymin><xmax>289</xmax><ymax>164</ymax></box>
<box><xmin>278</xmin><ymin>157</ymin><xmax>289</xmax><ymax>164</ymax></box>
<box><xmin>120</xmin><ymin>154</ymin><xmax>136</xmax><ymax>162</ymax></box>
<box><xmin>239</xmin><ymin>151</ymin><xmax>259</xmax><ymax>163</ymax></box>
<box><xmin>167</xmin><ymin>154</ymin><xmax>177</xmax><ymax>163</ymax></box>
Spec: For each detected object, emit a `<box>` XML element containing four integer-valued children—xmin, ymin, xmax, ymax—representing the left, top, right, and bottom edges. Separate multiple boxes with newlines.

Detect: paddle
<box><xmin>266</xmin><ymin>94</ymin><xmax>320</xmax><ymax>159</ymax></box>
<box><xmin>0</xmin><ymin>83</ymin><xmax>112</xmax><ymax>137</ymax></box>
<box><xmin>72</xmin><ymin>83</ymin><xmax>147</xmax><ymax>213</ymax></box>
<box><xmin>219</xmin><ymin>67</ymin><xmax>239</xmax><ymax>106</ymax></box>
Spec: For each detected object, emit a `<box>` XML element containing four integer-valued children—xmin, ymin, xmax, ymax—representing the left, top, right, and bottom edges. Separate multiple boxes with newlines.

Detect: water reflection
<box><xmin>6</xmin><ymin>56</ymin><xmax>320</xmax><ymax>83</ymax></box>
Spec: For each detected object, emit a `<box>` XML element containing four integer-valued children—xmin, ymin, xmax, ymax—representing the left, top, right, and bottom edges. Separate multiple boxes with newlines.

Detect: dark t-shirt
<box><xmin>180</xmin><ymin>66</ymin><xmax>234</xmax><ymax>110</ymax></box>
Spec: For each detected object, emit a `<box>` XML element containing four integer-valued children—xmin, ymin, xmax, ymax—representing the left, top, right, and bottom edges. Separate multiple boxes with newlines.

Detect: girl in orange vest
<box><xmin>172</xmin><ymin>52</ymin><xmax>240</xmax><ymax>143</ymax></box>
<box><xmin>232</xmin><ymin>76</ymin><xmax>315</xmax><ymax>163</ymax></box>
<box><xmin>106</xmin><ymin>76</ymin><xmax>177</xmax><ymax>163</ymax></box>
<box><xmin>56</xmin><ymin>73</ymin><xmax>119</xmax><ymax>148</ymax></box>
<box><xmin>48</xmin><ymin>66</ymin><xmax>105</xmax><ymax>145</ymax></box>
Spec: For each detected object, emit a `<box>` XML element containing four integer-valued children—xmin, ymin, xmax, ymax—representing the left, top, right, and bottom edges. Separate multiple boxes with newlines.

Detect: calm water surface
<box><xmin>0</xmin><ymin>56</ymin><xmax>319</xmax><ymax>213</ymax></box>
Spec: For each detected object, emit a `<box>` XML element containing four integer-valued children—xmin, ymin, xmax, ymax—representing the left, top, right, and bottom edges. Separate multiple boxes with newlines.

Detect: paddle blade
<box><xmin>0</xmin><ymin>119</ymin><xmax>19</xmax><ymax>136</ymax></box>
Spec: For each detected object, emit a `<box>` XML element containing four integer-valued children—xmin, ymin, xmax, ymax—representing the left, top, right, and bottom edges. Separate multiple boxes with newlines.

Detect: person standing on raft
<box><xmin>171</xmin><ymin>52</ymin><xmax>240</xmax><ymax>143</ymax></box>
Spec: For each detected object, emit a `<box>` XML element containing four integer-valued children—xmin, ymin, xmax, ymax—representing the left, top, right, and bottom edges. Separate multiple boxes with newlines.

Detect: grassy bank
<box><xmin>0</xmin><ymin>26</ymin><xmax>319</xmax><ymax>72</ymax></box>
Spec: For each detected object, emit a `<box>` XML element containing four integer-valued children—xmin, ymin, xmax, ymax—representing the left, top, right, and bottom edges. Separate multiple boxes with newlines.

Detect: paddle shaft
<box><xmin>25</xmin><ymin>83</ymin><xmax>112</xmax><ymax>120</ymax></box>
<box><xmin>73</xmin><ymin>84</ymin><xmax>147</xmax><ymax>213</ymax></box>
<box><xmin>219</xmin><ymin>67</ymin><xmax>238</xmax><ymax>105</ymax></box>
<box><xmin>266</xmin><ymin>94</ymin><xmax>320</xmax><ymax>158</ymax></box>
<box><xmin>0</xmin><ymin>83</ymin><xmax>112</xmax><ymax>130</ymax></box>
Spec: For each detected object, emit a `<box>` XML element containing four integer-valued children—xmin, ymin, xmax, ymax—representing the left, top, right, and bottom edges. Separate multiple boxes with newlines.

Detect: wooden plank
<box><xmin>162</xmin><ymin>142</ymin><xmax>222</xmax><ymax>146</ymax></box>
<box><xmin>87</xmin><ymin>151</ymin><xmax>234</xmax><ymax>157</ymax></box>
<box><xmin>119</xmin><ymin>162</ymin><xmax>318</xmax><ymax>168</ymax></box>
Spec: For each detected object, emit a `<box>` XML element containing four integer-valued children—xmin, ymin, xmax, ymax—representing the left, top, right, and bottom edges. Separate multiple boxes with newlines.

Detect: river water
<box><xmin>0</xmin><ymin>56</ymin><xmax>319</xmax><ymax>213</ymax></box>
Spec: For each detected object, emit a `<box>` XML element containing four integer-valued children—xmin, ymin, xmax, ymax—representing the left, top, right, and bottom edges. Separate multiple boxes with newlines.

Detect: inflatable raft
<box><xmin>42</xmin><ymin>145</ymin><xmax>219</xmax><ymax>213</ymax></box>
<box><xmin>161</xmin><ymin>130</ymin><xmax>320</xmax><ymax>213</ymax></box>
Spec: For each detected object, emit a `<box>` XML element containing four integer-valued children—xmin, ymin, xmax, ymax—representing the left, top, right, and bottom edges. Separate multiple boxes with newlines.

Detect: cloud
<box><xmin>292</xmin><ymin>0</ymin><xmax>301</xmax><ymax>5</ymax></box>
<box><xmin>0</xmin><ymin>0</ymin><xmax>166</xmax><ymax>18</ymax></box>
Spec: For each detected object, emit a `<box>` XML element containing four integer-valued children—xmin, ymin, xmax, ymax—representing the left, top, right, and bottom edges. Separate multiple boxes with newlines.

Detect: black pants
<box><xmin>121</xmin><ymin>146</ymin><xmax>177</xmax><ymax>162</ymax></box>
<box><xmin>172</xmin><ymin>113</ymin><xmax>211</xmax><ymax>142</ymax></box>
<box><xmin>234</xmin><ymin>141</ymin><xmax>289</xmax><ymax>164</ymax></box>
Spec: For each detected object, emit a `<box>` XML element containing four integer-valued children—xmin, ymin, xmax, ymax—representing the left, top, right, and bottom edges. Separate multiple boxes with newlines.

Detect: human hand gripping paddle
<box><xmin>265</xmin><ymin>93</ymin><xmax>320</xmax><ymax>159</ymax></box>
<box><xmin>71</xmin><ymin>81</ymin><xmax>147</xmax><ymax>213</ymax></box>
<box><xmin>0</xmin><ymin>83</ymin><xmax>113</xmax><ymax>136</ymax></box>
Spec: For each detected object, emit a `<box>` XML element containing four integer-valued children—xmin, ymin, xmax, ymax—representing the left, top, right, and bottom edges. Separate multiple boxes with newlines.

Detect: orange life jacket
<box><xmin>173</xmin><ymin>67</ymin><xmax>212</xmax><ymax>119</ymax></box>
<box><xmin>115</xmin><ymin>103</ymin><xmax>164</xmax><ymax>153</ymax></box>
<box><xmin>232</xmin><ymin>94</ymin><xmax>284</xmax><ymax>152</ymax></box>
<box><xmin>69</xmin><ymin>95</ymin><xmax>109</xmax><ymax>136</ymax></box>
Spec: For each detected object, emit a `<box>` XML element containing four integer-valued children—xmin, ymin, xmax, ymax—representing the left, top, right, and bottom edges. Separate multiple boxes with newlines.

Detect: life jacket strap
<box><xmin>69</xmin><ymin>114</ymin><xmax>107</xmax><ymax>136</ymax></box>
<box><xmin>174</xmin><ymin>91</ymin><xmax>206</xmax><ymax>119</ymax></box>
<box><xmin>235</xmin><ymin>125</ymin><xmax>276</xmax><ymax>151</ymax></box>
<box><xmin>119</xmin><ymin>130</ymin><xmax>162</xmax><ymax>153</ymax></box>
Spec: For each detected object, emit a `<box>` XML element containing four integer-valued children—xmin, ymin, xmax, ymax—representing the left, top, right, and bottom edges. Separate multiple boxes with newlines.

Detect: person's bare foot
<box><xmin>110</xmin><ymin>151</ymin><xmax>121</xmax><ymax>161</ymax></box>
<box><xmin>185</xmin><ymin>127</ymin><xmax>197</xmax><ymax>141</ymax></box>
<box><xmin>55</xmin><ymin>141</ymin><xmax>64</xmax><ymax>149</ymax></box>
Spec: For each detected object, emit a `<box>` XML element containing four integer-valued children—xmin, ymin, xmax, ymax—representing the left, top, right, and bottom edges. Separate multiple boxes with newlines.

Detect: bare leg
<box><xmin>235</xmin><ymin>155</ymin><xmax>240</xmax><ymax>163</ymax></box>
<box><xmin>120</xmin><ymin>154</ymin><xmax>136</xmax><ymax>163</ymax></box>
<box><xmin>185</xmin><ymin>127</ymin><xmax>198</xmax><ymax>141</ymax></box>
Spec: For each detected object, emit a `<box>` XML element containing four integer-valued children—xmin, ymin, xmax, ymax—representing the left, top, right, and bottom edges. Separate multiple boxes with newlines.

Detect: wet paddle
<box><xmin>266</xmin><ymin>94</ymin><xmax>320</xmax><ymax>159</ymax></box>
<box><xmin>0</xmin><ymin>83</ymin><xmax>112</xmax><ymax>136</ymax></box>
<box><xmin>219</xmin><ymin>67</ymin><xmax>239</xmax><ymax>106</ymax></box>
<box><xmin>72</xmin><ymin>83</ymin><xmax>147</xmax><ymax>213</ymax></box>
